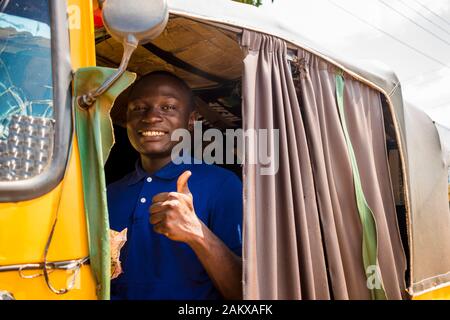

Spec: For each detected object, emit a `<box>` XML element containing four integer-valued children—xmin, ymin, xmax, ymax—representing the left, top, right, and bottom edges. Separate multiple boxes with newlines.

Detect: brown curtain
<box><xmin>241</xmin><ymin>30</ymin><xmax>406</xmax><ymax>300</ymax></box>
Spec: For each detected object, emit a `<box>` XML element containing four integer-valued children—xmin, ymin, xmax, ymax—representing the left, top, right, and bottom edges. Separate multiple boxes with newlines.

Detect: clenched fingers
<box><xmin>149</xmin><ymin>211</ymin><xmax>166</xmax><ymax>225</ymax></box>
<box><xmin>152</xmin><ymin>192</ymin><xmax>171</xmax><ymax>203</ymax></box>
<box><xmin>153</xmin><ymin>221</ymin><xmax>172</xmax><ymax>237</ymax></box>
<box><xmin>150</xmin><ymin>199</ymin><xmax>181</xmax><ymax>214</ymax></box>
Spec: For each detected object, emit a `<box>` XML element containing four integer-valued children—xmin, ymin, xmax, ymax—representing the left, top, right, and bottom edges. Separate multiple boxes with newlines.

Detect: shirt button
<box><xmin>140</xmin><ymin>197</ymin><xmax>147</xmax><ymax>204</ymax></box>
<box><xmin>146</xmin><ymin>177</ymin><xmax>152</xmax><ymax>183</ymax></box>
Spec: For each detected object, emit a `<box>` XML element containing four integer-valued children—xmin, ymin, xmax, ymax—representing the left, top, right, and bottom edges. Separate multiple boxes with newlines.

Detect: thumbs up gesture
<box><xmin>149</xmin><ymin>171</ymin><xmax>203</xmax><ymax>243</ymax></box>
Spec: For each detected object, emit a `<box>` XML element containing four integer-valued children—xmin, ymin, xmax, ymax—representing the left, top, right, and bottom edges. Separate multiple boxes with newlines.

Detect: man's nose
<box><xmin>142</xmin><ymin>107</ymin><xmax>163</xmax><ymax>123</ymax></box>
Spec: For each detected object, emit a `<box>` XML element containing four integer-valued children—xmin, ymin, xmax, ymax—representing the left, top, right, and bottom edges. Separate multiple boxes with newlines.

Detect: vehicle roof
<box><xmin>168</xmin><ymin>0</ymin><xmax>401</xmax><ymax>97</ymax></box>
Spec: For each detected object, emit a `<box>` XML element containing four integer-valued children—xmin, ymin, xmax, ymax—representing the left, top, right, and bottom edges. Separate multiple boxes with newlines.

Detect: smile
<box><xmin>139</xmin><ymin>130</ymin><xmax>167</xmax><ymax>137</ymax></box>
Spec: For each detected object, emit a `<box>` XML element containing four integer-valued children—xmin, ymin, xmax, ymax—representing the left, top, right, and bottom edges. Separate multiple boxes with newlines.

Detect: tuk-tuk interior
<box><xmin>98</xmin><ymin>16</ymin><xmax>244</xmax><ymax>183</ymax></box>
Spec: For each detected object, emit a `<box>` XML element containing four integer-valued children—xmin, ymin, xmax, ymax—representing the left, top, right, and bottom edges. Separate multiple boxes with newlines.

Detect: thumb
<box><xmin>177</xmin><ymin>170</ymin><xmax>192</xmax><ymax>195</ymax></box>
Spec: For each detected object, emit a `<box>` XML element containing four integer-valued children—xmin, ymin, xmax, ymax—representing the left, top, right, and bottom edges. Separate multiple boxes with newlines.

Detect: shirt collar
<box><xmin>127</xmin><ymin>157</ymin><xmax>193</xmax><ymax>185</ymax></box>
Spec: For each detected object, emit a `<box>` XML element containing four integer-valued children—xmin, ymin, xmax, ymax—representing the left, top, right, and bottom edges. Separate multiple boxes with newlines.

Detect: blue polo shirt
<box><xmin>107</xmin><ymin>159</ymin><xmax>243</xmax><ymax>300</ymax></box>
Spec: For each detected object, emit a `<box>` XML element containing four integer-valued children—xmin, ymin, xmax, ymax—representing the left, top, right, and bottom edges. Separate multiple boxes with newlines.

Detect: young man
<box><xmin>107</xmin><ymin>71</ymin><xmax>243</xmax><ymax>300</ymax></box>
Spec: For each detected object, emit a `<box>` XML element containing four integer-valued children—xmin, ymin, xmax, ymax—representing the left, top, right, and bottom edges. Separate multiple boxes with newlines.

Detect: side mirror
<box><xmin>78</xmin><ymin>0</ymin><xmax>169</xmax><ymax>109</ymax></box>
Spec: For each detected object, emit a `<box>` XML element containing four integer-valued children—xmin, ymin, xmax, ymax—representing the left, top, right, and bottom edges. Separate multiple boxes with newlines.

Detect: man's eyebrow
<box><xmin>127</xmin><ymin>100</ymin><xmax>144</xmax><ymax>107</ymax></box>
<box><xmin>130</xmin><ymin>94</ymin><xmax>182</xmax><ymax>101</ymax></box>
<box><xmin>159</xmin><ymin>94</ymin><xmax>182</xmax><ymax>100</ymax></box>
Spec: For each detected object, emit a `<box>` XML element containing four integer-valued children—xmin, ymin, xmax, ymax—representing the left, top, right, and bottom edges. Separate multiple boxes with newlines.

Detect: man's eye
<box><xmin>132</xmin><ymin>105</ymin><xmax>147</xmax><ymax>112</ymax></box>
<box><xmin>161</xmin><ymin>104</ymin><xmax>176</xmax><ymax>111</ymax></box>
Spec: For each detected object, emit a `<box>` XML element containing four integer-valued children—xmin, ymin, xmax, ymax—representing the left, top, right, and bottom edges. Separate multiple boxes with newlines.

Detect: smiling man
<box><xmin>107</xmin><ymin>71</ymin><xmax>243</xmax><ymax>300</ymax></box>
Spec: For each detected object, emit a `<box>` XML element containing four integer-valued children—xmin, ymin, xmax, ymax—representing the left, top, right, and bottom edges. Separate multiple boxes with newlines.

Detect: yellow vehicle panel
<box><xmin>0</xmin><ymin>138</ymin><xmax>89</xmax><ymax>264</ymax></box>
<box><xmin>68</xmin><ymin>0</ymin><xmax>97</xmax><ymax>69</ymax></box>
<box><xmin>413</xmin><ymin>286</ymin><xmax>450</xmax><ymax>300</ymax></box>
<box><xmin>0</xmin><ymin>137</ymin><xmax>95</xmax><ymax>299</ymax></box>
<box><xmin>0</xmin><ymin>0</ymin><xmax>97</xmax><ymax>299</ymax></box>
<box><xmin>0</xmin><ymin>265</ymin><xmax>96</xmax><ymax>300</ymax></box>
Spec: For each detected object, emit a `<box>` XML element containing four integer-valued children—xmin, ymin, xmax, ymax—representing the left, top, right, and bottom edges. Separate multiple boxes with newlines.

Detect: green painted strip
<box><xmin>335</xmin><ymin>73</ymin><xmax>387</xmax><ymax>300</ymax></box>
<box><xmin>73</xmin><ymin>67</ymin><xmax>136</xmax><ymax>300</ymax></box>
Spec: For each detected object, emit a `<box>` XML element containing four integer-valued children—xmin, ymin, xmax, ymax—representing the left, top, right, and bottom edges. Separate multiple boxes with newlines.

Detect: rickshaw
<box><xmin>0</xmin><ymin>0</ymin><xmax>449</xmax><ymax>300</ymax></box>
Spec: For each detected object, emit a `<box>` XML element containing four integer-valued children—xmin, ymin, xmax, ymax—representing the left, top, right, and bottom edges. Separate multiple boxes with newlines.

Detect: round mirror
<box><xmin>102</xmin><ymin>0</ymin><xmax>169</xmax><ymax>45</ymax></box>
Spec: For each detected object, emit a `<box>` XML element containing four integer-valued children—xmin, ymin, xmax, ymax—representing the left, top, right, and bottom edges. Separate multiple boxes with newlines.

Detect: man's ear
<box><xmin>188</xmin><ymin>111</ymin><xmax>198</xmax><ymax>131</ymax></box>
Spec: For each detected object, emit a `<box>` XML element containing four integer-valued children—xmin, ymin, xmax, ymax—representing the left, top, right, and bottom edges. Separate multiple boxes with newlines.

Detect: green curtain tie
<box><xmin>73</xmin><ymin>67</ymin><xmax>136</xmax><ymax>300</ymax></box>
<box><xmin>335</xmin><ymin>72</ymin><xmax>387</xmax><ymax>300</ymax></box>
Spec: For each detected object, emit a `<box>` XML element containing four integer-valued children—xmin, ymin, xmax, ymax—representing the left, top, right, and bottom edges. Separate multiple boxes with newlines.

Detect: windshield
<box><xmin>0</xmin><ymin>0</ymin><xmax>54</xmax><ymax>181</ymax></box>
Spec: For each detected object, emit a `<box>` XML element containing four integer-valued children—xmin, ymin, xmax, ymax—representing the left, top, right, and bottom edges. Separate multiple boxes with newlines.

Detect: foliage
<box><xmin>232</xmin><ymin>0</ymin><xmax>263</xmax><ymax>7</ymax></box>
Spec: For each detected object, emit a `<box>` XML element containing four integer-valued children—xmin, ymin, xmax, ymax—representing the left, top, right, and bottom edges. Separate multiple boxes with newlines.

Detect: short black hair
<box><xmin>128</xmin><ymin>70</ymin><xmax>196</xmax><ymax>111</ymax></box>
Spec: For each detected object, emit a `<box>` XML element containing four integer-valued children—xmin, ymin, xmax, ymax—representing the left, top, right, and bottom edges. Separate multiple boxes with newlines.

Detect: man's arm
<box><xmin>150</xmin><ymin>170</ymin><xmax>243</xmax><ymax>299</ymax></box>
<box><xmin>186</xmin><ymin>220</ymin><xmax>242</xmax><ymax>300</ymax></box>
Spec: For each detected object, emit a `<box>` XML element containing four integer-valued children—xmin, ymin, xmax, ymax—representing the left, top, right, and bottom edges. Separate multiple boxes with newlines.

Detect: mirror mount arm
<box><xmin>77</xmin><ymin>36</ymin><xmax>138</xmax><ymax>110</ymax></box>
<box><xmin>76</xmin><ymin>0</ymin><xmax>169</xmax><ymax>110</ymax></box>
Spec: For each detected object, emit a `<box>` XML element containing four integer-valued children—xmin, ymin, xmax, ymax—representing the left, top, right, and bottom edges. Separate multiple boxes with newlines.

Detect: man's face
<box><xmin>126</xmin><ymin>75</ymin><xmax>195</xmax><ymax>158</ymax></box>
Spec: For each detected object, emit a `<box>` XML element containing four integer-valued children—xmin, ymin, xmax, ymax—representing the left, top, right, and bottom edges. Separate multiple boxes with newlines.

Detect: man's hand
<box><xmin>150</xmin><ymin>170</ymin><xmax>243</xmax><ymax>299</ymax></box>
<box><xmin>149</xmin><ymin>171</ymin><xmax>203</xmax><ymax>243</ymax></box>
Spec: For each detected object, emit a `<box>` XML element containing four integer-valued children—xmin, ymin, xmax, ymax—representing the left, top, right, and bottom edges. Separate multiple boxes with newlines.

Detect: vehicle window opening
<box><xmin>381</xmin><ymin>95</ymin><xmax>410</xmax><ymax>288</ymax></box>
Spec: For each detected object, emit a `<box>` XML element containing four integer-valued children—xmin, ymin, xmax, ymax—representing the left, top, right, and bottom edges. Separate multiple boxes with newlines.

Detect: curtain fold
<box><xmin>241</xmin><ymin>30</ymin><xmax>406</xmax><ymax>300</ymax></box>
<box><xmin>340</xmin><ymin>71</ymin><xmax>407</xmax><ymax>299</ymax></box>
<box><xmin>241</xmin><ymin>31</ymin><xmax>329</xmax><ymax>300</ymax></box>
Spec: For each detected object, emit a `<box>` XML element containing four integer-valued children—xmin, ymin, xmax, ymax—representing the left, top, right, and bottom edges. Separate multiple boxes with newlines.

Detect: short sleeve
<box><xmin>209</xmin><ymin>173</ymin><xmax>243</xmax><ymax>257</ymax></box>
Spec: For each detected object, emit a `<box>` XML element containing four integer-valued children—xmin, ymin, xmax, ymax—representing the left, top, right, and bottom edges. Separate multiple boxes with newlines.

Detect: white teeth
<box><xmin>141</xmin><ymin>131</ymin><xmax>166</xmax><ymax>137</ymax></box>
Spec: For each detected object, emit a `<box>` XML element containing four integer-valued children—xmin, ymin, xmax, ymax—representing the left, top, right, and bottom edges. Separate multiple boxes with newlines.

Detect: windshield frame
<box><xmin>0</xmin><ymin>0</ymin><xmax>73</xmax><ymax>202</ymax></box>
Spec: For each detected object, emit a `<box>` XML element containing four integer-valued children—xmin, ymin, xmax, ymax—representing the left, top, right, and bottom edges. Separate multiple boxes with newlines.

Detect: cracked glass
<box><xmin>0</xmin><ymin>0</ymin><xmax>54</xmax><ymax>181</ymax></box>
